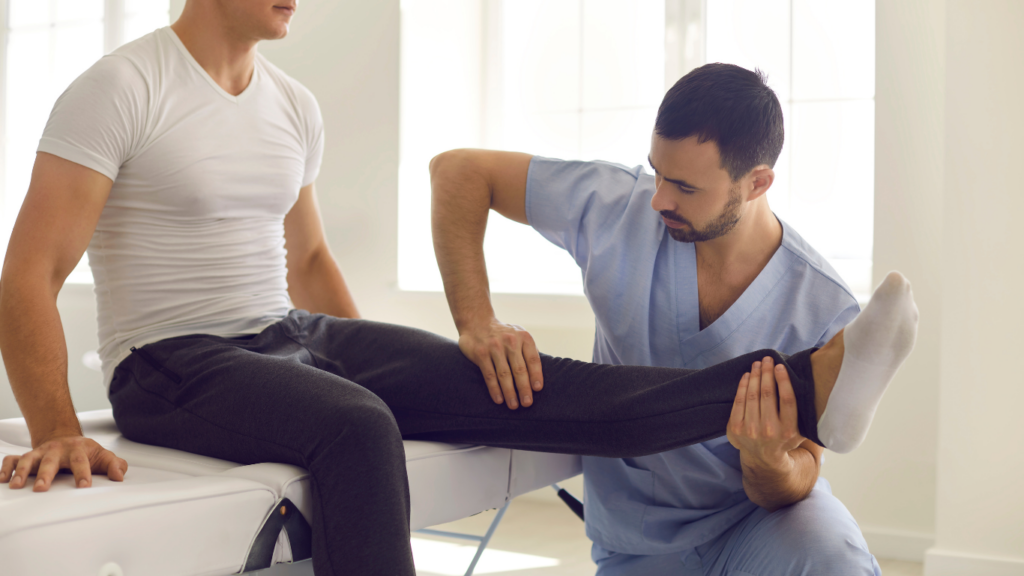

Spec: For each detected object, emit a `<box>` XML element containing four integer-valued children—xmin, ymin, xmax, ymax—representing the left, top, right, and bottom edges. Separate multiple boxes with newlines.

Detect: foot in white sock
<box><xmin>814</xmin><ymin>271</ymin><xmax>919</xmax><ymax>453</ymax></box>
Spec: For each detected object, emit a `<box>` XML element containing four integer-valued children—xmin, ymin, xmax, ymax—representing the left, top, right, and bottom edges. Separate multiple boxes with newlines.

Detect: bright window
<box><xmin>706</xmin><ymin>0</ymin><xmax>875</xmax><ymax>298</ymax></box>
<box><xmin>399</xmin><ymin>0</ymin><xmax>875</xmax><ymax>299</ymax></box>
<box><xmin>1</xmin><ymin>0</ymin><xmax>170</xmax><ymax>284</ymax></box>
<box><xmin>400</xmin><ymin>0</ymin><xmax>666</xmax><ymax>295</ymax></box>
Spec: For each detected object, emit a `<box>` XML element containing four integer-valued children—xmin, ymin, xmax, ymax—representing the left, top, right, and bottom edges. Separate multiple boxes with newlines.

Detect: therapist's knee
<box><xmin>764</xmin><ymin>488</ymin><xmax>878</xmax><ymax>573</ymax></box>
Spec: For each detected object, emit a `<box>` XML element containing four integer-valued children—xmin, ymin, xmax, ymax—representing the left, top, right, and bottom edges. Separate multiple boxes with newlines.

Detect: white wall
<box><xmin>926</xmin><ymin>0</ymin><xmax>1024</xmax><ymax>572</ymax></box>
<box><xmin>818</xmin><ymin>0</ymin><xmax>945</xmax><ymax>561</ymax></box>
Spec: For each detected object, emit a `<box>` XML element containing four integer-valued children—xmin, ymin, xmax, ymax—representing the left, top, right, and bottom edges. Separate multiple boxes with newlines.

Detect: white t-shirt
<box><xmin>37</xmin><ymin>27</ymin><xmax>324</xmax><ymax>386</ymax></box>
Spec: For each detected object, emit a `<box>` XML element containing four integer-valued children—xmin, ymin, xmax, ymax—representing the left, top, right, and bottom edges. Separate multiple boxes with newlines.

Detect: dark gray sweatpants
<box><xmin>108</xmin><ymin>310</ymin><xmax>820</xmax><ymax>576</ymax></box>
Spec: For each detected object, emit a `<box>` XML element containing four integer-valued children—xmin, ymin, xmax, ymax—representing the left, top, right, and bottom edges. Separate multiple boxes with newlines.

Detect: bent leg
<box><xmin>288</xmin><ymin>313</ymin><xmax>820</xmax><ymax>457</ymax></box>
<box><xmin>108</xmin><ymin>331</ymin><xmax>415</xmax><ymax>576</ymax></box>
<box><xmin>705</xmin><ymin>478</ymin><xmax>880</xmax><ymax>576</ymax></box>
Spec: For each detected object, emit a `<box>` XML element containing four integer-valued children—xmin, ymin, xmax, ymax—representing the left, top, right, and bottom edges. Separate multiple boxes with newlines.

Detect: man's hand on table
<box><xmin>727</xmin><ymin>356</ymin><xmax>820</xmax><ymax>511</ymax></box>
<box><xmin>459</xmin><ymin>318</ymin><xmax>544</xmax><ymax>409</ymax></box>
<box><xmin>1</xmin><ymin>435</ymin><xmax>128</xmax><ymax>491</ymax></box>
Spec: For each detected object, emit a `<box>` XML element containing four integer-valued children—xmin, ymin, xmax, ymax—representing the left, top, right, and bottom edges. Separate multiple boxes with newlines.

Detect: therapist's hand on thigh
<box><xmin>1</xmin><ymin>436</ymin><xmax>127</xmax><ymax>492</ymax></box>
<box><xmin>459</xmin><ymin>318</ymin><xmax>544</xmax><ymax>410</ymax></box>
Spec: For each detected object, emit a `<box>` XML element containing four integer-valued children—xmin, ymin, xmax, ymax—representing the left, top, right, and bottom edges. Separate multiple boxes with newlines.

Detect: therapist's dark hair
<box><xmin>655</xmin><ymin>63</ymin><xmax>784</xmax><ymax>181</ymax></box>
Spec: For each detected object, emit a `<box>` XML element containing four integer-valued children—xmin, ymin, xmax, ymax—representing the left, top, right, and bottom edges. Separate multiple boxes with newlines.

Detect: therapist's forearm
<box><xmin>0</xmin><ymin>278</ymin><xmax>82</xmax><ymax>446</ymax></box>
<box><xmin>741</xmin><ymin>445</ymin><xmax>819</xmax><ymax>511</ymax></box>
<box><xmin>430</xmin><ymin>153</ymin><xmax>498</xmax><ymax>332</ymax></box>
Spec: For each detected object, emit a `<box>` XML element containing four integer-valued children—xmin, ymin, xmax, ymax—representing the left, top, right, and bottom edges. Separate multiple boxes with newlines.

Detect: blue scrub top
<box><xmin>525</xmin><ymin>157</ymin><xmax>860</xmax><ymax>556</ymax></box>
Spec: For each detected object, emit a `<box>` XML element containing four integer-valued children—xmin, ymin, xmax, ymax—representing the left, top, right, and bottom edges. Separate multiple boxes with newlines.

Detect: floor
<box><xmin>413</xmin><ymin>499</ymin><xmax>925</xmax><ymax>576</ymax></box>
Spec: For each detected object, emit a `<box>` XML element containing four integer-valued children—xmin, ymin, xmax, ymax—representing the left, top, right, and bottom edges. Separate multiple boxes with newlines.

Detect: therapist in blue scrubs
<box><xmin>430</xmin><ymin>63</ymin><xmax>881</xmax><ymax>574</ymax></box>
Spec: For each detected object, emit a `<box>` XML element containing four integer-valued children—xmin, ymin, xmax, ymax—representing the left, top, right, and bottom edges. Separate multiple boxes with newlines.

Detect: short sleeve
<box><xmin>525</xmin><ymin>157</ymin><xmax>647</xmax><ymax>269</ymax></box>
<box><xmin>295</xmin><ymin>85</ymin><xmax>324</xmax><ymax>187</ymax></box>
<box><xmin>36</xmin><ymin>55</ymin><xmax>148</xmax><ymax>182</ymax></box>
<box><xmin>818</xmin><ymin>300</ymin><xmax>861</xmax><ymax>347</ymax></box>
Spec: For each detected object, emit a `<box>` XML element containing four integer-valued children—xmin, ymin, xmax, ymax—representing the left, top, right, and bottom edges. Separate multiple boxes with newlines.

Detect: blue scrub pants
<box><xmin>592</xmin><ymin>479</ymin><xmax>881</xmax><ymax>576</ymax></box>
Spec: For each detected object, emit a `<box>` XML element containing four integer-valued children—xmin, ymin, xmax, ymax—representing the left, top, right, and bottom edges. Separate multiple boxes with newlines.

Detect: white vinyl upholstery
<box><xmin>0</xmin><ymin>410</ymin><xmax>581</xmax><ymax>575</ymax></box>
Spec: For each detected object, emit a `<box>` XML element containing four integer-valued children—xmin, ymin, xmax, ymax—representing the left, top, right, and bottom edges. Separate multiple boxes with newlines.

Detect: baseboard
<box><xmin>861</xmin><ymin>526</ymin><xmax>934</xmax><ymax>562</ymax></box>
<box><xmin>924</xmin><ymin>549</ymin><xmax>1024</xmax><ymax>576</ymax></box>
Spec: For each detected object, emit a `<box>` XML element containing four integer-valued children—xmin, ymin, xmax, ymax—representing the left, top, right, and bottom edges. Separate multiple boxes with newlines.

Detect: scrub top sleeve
<box><xmin>36</xmin><ymin>55</ymin><xmax>149</xmax><ymax>183</ymax></box>
<box><xmin>525</xmin><ymin>156</ymin><xmax>644</xmax><ymax>270</ymax></box>
<box><xmin>817</xmin><ymin>300</ymin><xmax>862</xmax><ymax>347</ymax></box>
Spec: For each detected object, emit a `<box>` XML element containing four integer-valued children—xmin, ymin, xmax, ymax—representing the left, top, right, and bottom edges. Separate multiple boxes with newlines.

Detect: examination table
<box><xmin>0</xmin><ymin>409</ymin><xmax>582</xmax><ymax>575</ymax></box>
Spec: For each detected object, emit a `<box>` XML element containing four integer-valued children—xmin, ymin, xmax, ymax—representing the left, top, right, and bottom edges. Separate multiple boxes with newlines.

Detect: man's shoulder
<box><xmin>102</xmin><ymin>27</ymin><xmax>175</xmax><ymax>79</ymax></box>
<box><xmin>255</xmin><ymin>54</ymin><xmax>321</xmax><ymax>119</ymax></box>
<box><xmin>526</xmin><ymin>157</ymin><xmax>656</xmax><ymax>224</ymax></box>
<box><xmin>776</xmin><ymin>220</ymin><xmax>857</xmax><ymax>304</ymax></box>
<box><xmin>530</xmin><ymin>157</ymin><xmax>651</xmax><ymax>190</ymax></box>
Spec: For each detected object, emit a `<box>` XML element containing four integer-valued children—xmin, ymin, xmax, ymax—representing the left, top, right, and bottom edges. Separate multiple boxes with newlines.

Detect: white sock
<box><xmin>818</xmin><ymin>271</ymin><xmax>919</xmax><ymax>453</ymax></box>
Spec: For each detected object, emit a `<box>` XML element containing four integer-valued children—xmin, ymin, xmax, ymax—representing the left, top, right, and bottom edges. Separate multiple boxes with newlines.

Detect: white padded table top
<box><xmin>0</xmin><ymin>410</ymin><xmax>580</xmax><ymax>575</ymax></box>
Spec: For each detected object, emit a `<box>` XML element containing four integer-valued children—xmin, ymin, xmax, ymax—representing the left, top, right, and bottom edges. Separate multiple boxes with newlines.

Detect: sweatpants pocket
<box><xmin>130</xmin><ymin>346</ymin><xmax>183</xmax><ymax>384</ymax></box>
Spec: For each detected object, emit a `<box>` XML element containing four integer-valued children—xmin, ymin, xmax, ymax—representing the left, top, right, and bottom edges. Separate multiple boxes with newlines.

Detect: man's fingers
<box><xmin>70</xmin><ymin>448</ymin><xmax>93</xmax><ymax>488</ymax></box>
<box><xmin>507</xmin><ymin>350</ymin><xmax>534</xmax><ymax>407</ymax></box>
<box><xmin>10</xmin><ymin>451</ymin><xmax>40</xmax><ymax>489</ymax></box>
<box><xmin>102</xmin><ymin>452</ymin><xmax>128</xmax><ymax>482</ymax></box>
<box><xmin>729</xmin><ymin>372</ymin><xmax>750</xmax><ymax>431</ymax></box>
<box><xmin>489</xmin><ymin>348</ymin><xmax>519</xmax><ymax>409</ymax></box>
<box><xmin>475</xmin><ymin>358</ymin><xmax>503</xmax><ymax>403</ymax></box>
<box><xmin>33</xmin><ymin>451</ymin><xmax>62</xmax><ymax>492</ymax></box>
<box><xmin>522</xmin><ymin>338</ymin><xmax>544</xmax><ymax>392</ymax></box>
<box><xmin>472</xmin><ymin>346</ymin><xmax>504</xmax><ymax>404</ymax></box>
<box><xmin>760</xmin><ymin>357</ymin><xmax>779</xmax><ymax>431</ymax></box>
<box><xmin>0</xmin><ymin>455</ymin><xmax>17</xmax><ymax>483</ymax></box>
<box><xmin>744</xmin><ymin>361</ymin><xmax>762</xmax><ymax>430</ymax></box>
<box><xmin>776</xmin><ymin>363</ymin><xmax>800</xmax><ymax>438</ymax></box>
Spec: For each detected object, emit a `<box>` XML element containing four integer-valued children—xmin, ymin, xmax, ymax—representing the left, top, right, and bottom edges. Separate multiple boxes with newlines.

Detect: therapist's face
<box><xmin>212</xmin><ymin>0</ymin><xmax>297</xmax><ymax>40</ymax></box>
<box><xmin>648</xmin><ymin>134</ymin><xmax>743</xmax><ymax>243</ymax></box>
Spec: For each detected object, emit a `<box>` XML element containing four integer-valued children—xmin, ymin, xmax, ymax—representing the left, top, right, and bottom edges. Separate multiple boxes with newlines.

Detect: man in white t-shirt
<box><xmin>0</xmin><ymin>1</ymin><xmax>916</xmax><ymax>574</ymax></box>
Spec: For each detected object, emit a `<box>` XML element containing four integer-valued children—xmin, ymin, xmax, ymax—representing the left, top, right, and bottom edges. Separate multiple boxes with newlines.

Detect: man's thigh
<box><xmin>706</xmin><ymin>479</ymin><xmax>881</xmax><ymax>576</ymax></box>
<box><xmin>108</xmin><ymin>327</ymin><xmax>401</xmax><ymax>468</ymax></box>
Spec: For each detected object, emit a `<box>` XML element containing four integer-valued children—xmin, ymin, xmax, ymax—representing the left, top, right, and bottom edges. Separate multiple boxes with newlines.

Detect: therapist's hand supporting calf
<box><xmin>727</xmin><ymin>357</ymin><xmax>823</xmax><ymax>511</ymax></box>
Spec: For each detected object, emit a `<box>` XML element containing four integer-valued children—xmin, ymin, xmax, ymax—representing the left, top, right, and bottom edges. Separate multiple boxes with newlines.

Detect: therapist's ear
<box><xmin>745</xmin><ymin>166</ymin><xmax>774</xmax><ymax>202</ymax></box>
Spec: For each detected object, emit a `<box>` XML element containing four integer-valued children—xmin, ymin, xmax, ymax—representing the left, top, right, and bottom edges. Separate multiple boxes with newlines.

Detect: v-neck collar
<box><xmin>164</xmin><ymin>27</ymin><xmax>260</xmax><ymax>103</ymax></box>
<box><xmin>673</xmin><ymin>217</ymin><xmax>794</xmax><ymax>367</ymax></box>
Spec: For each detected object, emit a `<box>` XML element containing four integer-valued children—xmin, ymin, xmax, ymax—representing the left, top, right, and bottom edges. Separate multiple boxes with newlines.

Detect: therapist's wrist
<box><xmin>452</xmin><ymin>303</ymin><xmax>498</xmax><ymax>336</ymax></box>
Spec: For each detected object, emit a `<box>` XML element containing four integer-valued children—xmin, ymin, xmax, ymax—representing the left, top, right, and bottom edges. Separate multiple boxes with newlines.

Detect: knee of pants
<box><xmin>725</xmin><ymin>488</ymin><xmax>878</xmax><ymax>575</ymax></box>
<box><xmin>319</xmin><ymin>397</ymin><xmax>405</xmax><ymax>459</ymax></box>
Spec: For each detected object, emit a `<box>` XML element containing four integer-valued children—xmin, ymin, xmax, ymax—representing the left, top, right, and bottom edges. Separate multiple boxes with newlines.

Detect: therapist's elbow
<box><xmin>429</xmin><ymin>149</ymin><xmax>484</xmax><ymax>182</ymax></box>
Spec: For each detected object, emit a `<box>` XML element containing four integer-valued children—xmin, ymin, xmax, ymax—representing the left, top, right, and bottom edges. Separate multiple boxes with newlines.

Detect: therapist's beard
<box><xmin>661</xmin><ymin>188</ymin><xmax>743</xmax><ymax>243</ymax></box>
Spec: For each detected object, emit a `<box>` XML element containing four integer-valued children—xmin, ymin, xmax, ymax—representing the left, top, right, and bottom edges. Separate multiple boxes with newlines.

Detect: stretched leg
<box><xmin>108</xmin><ymin>330</ymin><xmax>416</xmax><ymax>576</ymax></box>
<box><xmin>293</xmin><ymin>271</ymin><xmax>918</xmax><ymax>457</ymax></box>
<box><xmin>286</xmin><ymin>313</ymin><xmax>821</xmax><ymax>457</ymax></box>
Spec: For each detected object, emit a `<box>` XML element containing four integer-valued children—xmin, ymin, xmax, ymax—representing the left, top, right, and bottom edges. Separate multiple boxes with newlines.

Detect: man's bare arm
<box><xmin>283</xmin><ymin>183</ymin><xmax>359</xmax><ymax>319</ymax></box>
<box><xmin>429</xmin><ymin>149</ymin><xmax>544</xmax><ymax>409</ymax></box>
<box><xmin>0</xmin><ymin>152</ymin><xmax>128</xmax><ymax>492</ymax></box>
